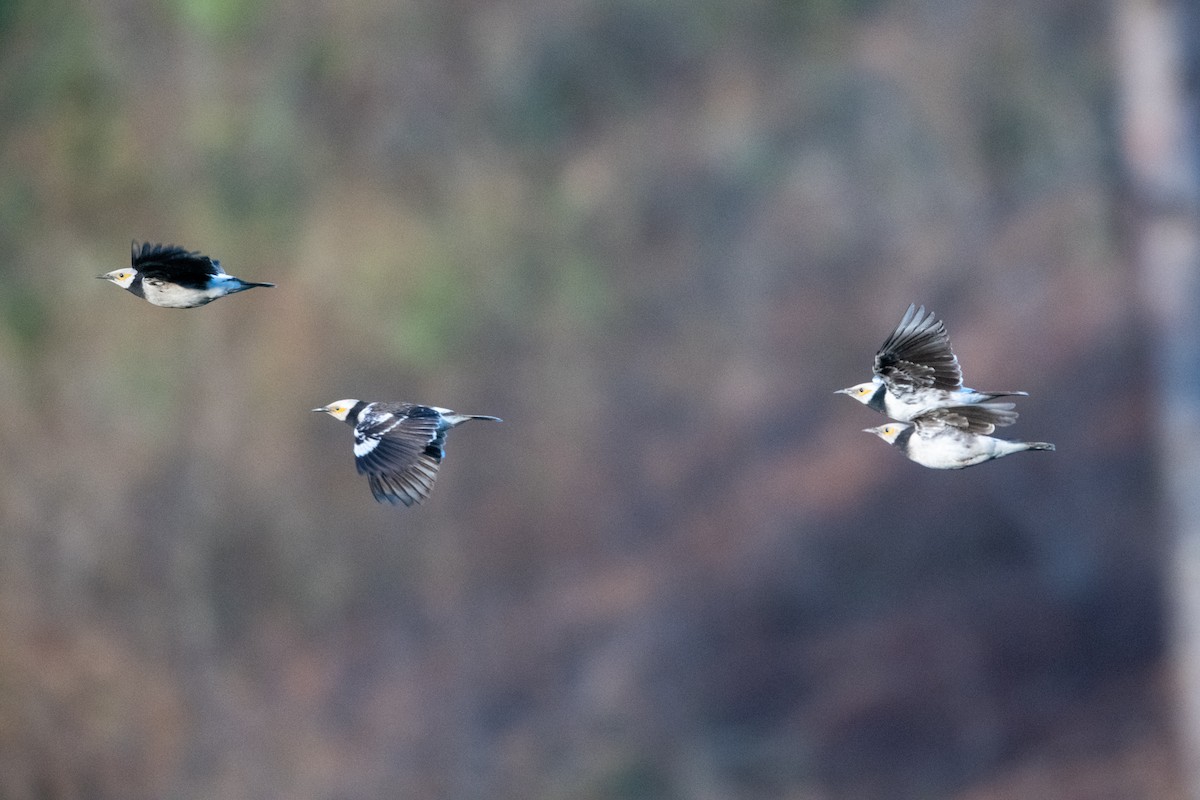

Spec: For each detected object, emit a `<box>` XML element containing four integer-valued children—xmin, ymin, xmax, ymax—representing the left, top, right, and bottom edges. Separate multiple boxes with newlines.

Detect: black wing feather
<box><xmin>367</xmin><ymin>454</ymin><xmax>441</xmax><ymax>506</ymax></box>
<box><xmin>873</xmin><ymin>304</ymin><xmax>963</xmax><ymax>393</ymax></box>
<box><xmin>355</xmin><ymin>428</ymin><xmax>441</xmax><ymax>475</ymax></box>
<box><xmin>915</xmin><ymin>402</ymin><xmax>1018</xmax><ymax>435</ymax></box>
<box><xmin>132</xmin><ymin>241</ymin><xmax>223</xmax><ymax>279</ymax></box>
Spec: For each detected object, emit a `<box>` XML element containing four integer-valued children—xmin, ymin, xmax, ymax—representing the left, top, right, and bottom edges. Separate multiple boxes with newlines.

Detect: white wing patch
<box><xmin>354</xmin><ymin>436</ymin><xmax>381</xmax><ymax>457</ymax></box>
<box><xmin>353</xmin><ymin>416</ymin><xmax>407</xmax><ymax>458</ymax></box>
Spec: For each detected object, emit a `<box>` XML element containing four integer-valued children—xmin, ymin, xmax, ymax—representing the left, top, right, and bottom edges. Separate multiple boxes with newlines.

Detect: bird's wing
<box><xmin>366</xmin><ymin>458</ymin><xmax>440</xmax><ymax>506</ymax></box>
<box><xmin>132</xmin><ymin>242</ymin><xmax>222</xmax><ymax>279</ymax></box>
<box><xmin>353</xmin><ymin>407</ymin><xmax>445</xmax><ymax>506</ymax></box>
<box><xmin>873</xmin><ymin>304</ymin><xmax>963</xmax><ymax>394</ymax></box>
<box><xmin>915</xmin><ymin>403</ymin><xmax>1016</xmax><ymax>435</ymax></box>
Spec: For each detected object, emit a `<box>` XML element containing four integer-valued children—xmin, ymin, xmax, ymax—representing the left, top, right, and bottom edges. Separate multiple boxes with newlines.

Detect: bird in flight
<box><xmin>99</xmin><ymin>241</ymin><xmax>274</xmax><ymax>308</ymax></box>
<box><xmin>837</xmin><ymin>304</ymin><xmax>1027</xmax><ymax>422</ymax></box>
<box><xmin>312</xmin><ymin>399</ymin><xmax>501</xmax><ymax>506</ymax></box>
<box><xmin>863</xmin><ymin>404</ymin><xmax>1054</xmax><ymax>469</ymax></box>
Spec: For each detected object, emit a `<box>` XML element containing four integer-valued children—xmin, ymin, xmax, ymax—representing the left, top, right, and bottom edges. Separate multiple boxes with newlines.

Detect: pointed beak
<box><xmin>834</xmin><ymin>387</ymin><xmax>851</xmax><ymax>395</ymax></box>
<box><xmin>96</xmin><ymin>275</ymin><xmax>110</xmax><ymax>280</ymax></box>
<box><xmin>311</xmin><ymin>407</ymin><xmax>328</xmax><ymax>413</ymax></box>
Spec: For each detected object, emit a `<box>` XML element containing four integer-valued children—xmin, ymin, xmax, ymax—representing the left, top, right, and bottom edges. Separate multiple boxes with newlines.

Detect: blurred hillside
<box><xmin>0</xmin><ymin>0</ymin><xmax>1182</xmax><ymax>798</ymax></box>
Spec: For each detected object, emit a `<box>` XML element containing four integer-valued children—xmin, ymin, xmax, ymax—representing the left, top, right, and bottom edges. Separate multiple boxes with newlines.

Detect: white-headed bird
<box><xmin>99</xmin><ymin>242</ymin><xmax>274</xmax><ymax>308</ymax></box>
<box><xmin>864</xmin><ymin>404</ymin><xmax>1054</xmax><ymax>469</ymax></box>
<box><xmin>312</xmin><ymin>399</ymin><xmax>501</xmax><ymax>507</ymax></box>
<box><xmin>837</xmin><ymin>304</ymin><xmax>1027</xmax><ymax>421</ymax></box>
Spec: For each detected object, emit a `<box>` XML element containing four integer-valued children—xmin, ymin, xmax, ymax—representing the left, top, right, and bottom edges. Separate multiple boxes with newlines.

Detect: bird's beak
<box><xmin>311</xmin><ymin>407</ymin><xmax>328</xmax><ymax>413</ymax></box>
<box><xmin>96</xmin><ymin>275</ymin><xmax>110</xmax><ymax>280</ymax></box>
<box><xmin>834</xmin><ymin>387</ymin><xmax>851</xmax><ymax>395</ymax></box>
<box><xmin>862</xmin><ymin>427</ymin><xmax>878</xmax><ymax>434</ymax></box>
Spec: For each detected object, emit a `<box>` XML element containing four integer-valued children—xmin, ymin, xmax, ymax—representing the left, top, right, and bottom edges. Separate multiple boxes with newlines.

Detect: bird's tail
<box><xmin>972</xmin><ymin>390</ymin><xmax>1030</xmax><ymax>401</ymax></box>
<box><xmin>444</xmin><ymin>413</ymin><xmax>503</xmax><ymax>427</ymax></box>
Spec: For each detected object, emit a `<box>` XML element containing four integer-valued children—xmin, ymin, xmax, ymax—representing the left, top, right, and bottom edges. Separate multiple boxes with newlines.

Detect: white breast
<box><xmin>142</xmin><ymin>281</ymin><xmax>220</xmax><ymax>308</ymax></box>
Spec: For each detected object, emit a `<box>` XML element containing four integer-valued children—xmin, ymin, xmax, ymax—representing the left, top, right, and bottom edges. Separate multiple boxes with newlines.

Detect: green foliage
<box><xmin>593</xmin><ymin>758</ymin><xmax>677</xmax><ymax>800</ymax></box>
<box><xmin>385</xmin><ymin>249</ymin><xmax>470</xmax><ymax>366</ymax></box>
<box><xmin>204</xmin><ymin>99</ymin><xmax>308</xmax><ymax>225</ymax></box>
<box><xmin>0</xmin><ymin>0</ymin><xmax>25</xmax><ymax>41</ymax></box>
<box><xmin>161</xmin><ymin>0</ymin><xmax>262</xmax><ymax>38</ymax></box>
<box><xmin>0</xmin><ymin>279</ymin><xmax>48</xmax><ymax>352</ymax></box>
<box><xmin>494</xmin><ymin>1</ymin><xmax>710</xmax><ymax>150</ymax></box>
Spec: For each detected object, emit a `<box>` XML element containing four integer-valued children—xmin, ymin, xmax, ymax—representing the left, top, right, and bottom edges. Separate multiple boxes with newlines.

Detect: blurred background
<box><xmin>0</xmin><ymin>0</ymin><xmax>1194</xmax><ymax>797</ymax></box>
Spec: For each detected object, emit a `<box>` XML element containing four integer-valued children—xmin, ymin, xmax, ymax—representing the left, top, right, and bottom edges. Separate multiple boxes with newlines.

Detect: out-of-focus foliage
<box><xmin>0</xmin><ymin>0</ymin><xmax>1179</xmax><ymax>798</ymax></box>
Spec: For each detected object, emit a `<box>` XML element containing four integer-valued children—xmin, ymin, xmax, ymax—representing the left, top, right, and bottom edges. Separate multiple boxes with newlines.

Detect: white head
<box><xmin>99</xmin><ymin>268</ymin><xmax>139</xmax><ymax>289</ymax></box>
<box><xmin>836</xmin><ymin>381</ymin><xmax>882</xmax><ymax>407</ymax></box>
<box><xmin>864</xmin><ymin>422</ymin><xmax>908</xmax><ymax>445</ymax></box>
<box><xmin>312</xmin><ymin>399</ymin><xmax>359</xmax><ymax>421</ymax></box>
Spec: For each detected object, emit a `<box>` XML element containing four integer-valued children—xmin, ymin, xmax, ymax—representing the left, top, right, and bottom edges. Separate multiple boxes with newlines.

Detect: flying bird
<box><xmin>99</xmin><ymin>241</ymin><xmax>274</xmax><ymax>308</ymax></box>
<box><xmin>863</xmin><ymin>404</ymin><xmax>1054</xmax><ymax>469</ymax></box>
<box><xmin>837</xmin><ymin>304</ymin><xmax>1027</xmax><ymax>421</ymax></box>
<box><xmin>312</xmin><ymin>399</ymin><xmax>501</xmax><ymax>507</ymax></box>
